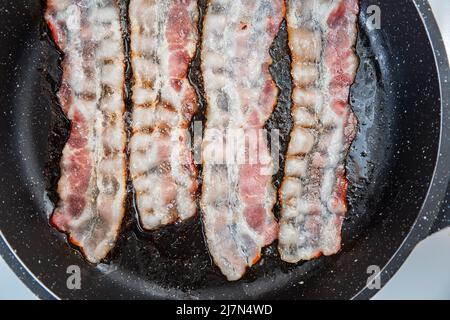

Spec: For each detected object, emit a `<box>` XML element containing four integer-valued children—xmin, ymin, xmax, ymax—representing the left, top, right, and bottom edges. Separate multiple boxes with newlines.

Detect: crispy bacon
<box><xmin>279</xmin><ymin>0</ymin><xmax>359</xmax><ymax>263</ymax></box>
<box><xmin>46</xmin><ymin>0</ymin><xmax>127</xmax><ymax>263</ymax></box>
<box><xmin>129</xmin><ymin>0</ymin><xmax>199</xmax><ymax>230</ymax></box>
<box><xmin>201</xmin><ymin>0</ymin><xmax>285</xmax><ymax>281</ymax></box>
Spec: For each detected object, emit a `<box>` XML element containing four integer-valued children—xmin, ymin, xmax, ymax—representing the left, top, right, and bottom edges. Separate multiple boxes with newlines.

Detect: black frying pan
<box><xmin>0</xmin><ymin>0</ymin><xmax>449</xmax><ymax>300</ymax></box>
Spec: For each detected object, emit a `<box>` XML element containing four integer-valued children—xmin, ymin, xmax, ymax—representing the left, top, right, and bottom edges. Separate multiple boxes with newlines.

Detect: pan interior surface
<box><xmin>0</xmin><ymin>0</ymin><xmax>442</xmax><ymax>299</ymax></box>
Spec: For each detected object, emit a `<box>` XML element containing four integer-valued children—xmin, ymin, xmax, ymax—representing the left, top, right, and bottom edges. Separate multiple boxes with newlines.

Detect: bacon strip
<box><xmin>201</xmin><ymin>0</ymin><xmax>284</xmax><ymax>281</ymax></box>
<box><xmin>279</xmin><ymin>0</ymin><xmax>359</xmax><ymax>263</ymax></box>
<box><xmin>46</xmin><ymin>0</ymin><xmax>127</xmax><ymax>263</ymax></box>
<box><xmin>129</xmin><ymin>0</ymin><xmax>199</xmax><ymax>230</ymax></box>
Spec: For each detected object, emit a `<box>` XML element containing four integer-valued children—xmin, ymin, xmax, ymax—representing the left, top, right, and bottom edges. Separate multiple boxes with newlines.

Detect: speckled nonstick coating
<box><xmin>0</xmin><ymin>0</ymin><xmax>449</xmax><ymax>299</ymax></box>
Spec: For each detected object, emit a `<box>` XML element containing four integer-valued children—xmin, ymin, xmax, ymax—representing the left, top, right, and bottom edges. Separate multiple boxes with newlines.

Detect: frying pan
<box><xmin>0</xmin><ymin>0</ymin><xmax>449</xmax><ymax>300</ymax></box>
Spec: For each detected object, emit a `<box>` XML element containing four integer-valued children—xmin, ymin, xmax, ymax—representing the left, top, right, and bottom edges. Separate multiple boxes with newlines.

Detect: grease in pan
<box><xmin>44</xmin><ymin>0</ymin><xmax>360</xmax><ymax>280</ymax></box>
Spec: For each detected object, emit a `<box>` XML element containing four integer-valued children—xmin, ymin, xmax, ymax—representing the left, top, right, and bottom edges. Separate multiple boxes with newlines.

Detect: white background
<box><xmin>0</xmin><ymin>0</ymin><xmax>449</xmax><ymax>300</ymax></box>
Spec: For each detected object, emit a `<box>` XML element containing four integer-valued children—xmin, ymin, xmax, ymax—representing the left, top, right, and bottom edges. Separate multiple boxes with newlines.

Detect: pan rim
<box><xmin>351</xmin><ymin>0</ymin><xmax>450</xmax><ymax>300</ymax></box>
<box><xmin>0</xmin><ymin>0</ymin><xmax>449</xmax><ymax>300</ymax></box>
<box><xmin>0</xmin><ymin>231</ymin><xmax>58</xmax><ymax>299</ymax></box>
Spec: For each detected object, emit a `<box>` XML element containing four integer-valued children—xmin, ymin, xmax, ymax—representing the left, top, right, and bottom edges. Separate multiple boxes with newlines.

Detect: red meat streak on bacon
<box><xmin>319</xmin><ymin>0</ymin><xmax>359</xmax><ymax>256</ymax></box>
<box><xmin>48</xmin><ymin>14</ymin><xmax>93</xmax><ymax>231</ymax></box>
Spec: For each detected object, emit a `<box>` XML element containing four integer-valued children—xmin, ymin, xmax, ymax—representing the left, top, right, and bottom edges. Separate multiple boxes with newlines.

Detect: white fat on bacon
<box><xmin>279</xmin><ymin>0</ymin><xmax>359</xmax><ymax>263</ymax></box>
<box><xmin>201</xmin><ymin>0</ymin><xmax>284</xmax><ymax>281</ymax></box>
<box><xmin>46</xmin><ymin>0</ymin><xmax>127</xmax><ymax>263</ymax></box>
<box><xmin>129</xmin><ymin>0</ymin><xmax>199</xmax><ymax>230</ymax></box>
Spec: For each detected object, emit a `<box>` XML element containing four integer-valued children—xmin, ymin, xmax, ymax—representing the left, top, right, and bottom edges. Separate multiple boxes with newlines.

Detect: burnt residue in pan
<box><xmin>266</xmin><ymin>19</ymin><xmax>293</xmax><ymax>217</ymax></box>
<box><xmin>42</xmin><ymin>1</ymin><xmax>392</xmax><ymax>294</ymax></box>
<box><xmin>40</xmin><ymin>5</ymin><xmax>67</xmax><ymax>213</ymax></box>
<box><xmin>117</xmin><ymin>0</ymin><xmax>140</xmax><ymax>242</ymax></box>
